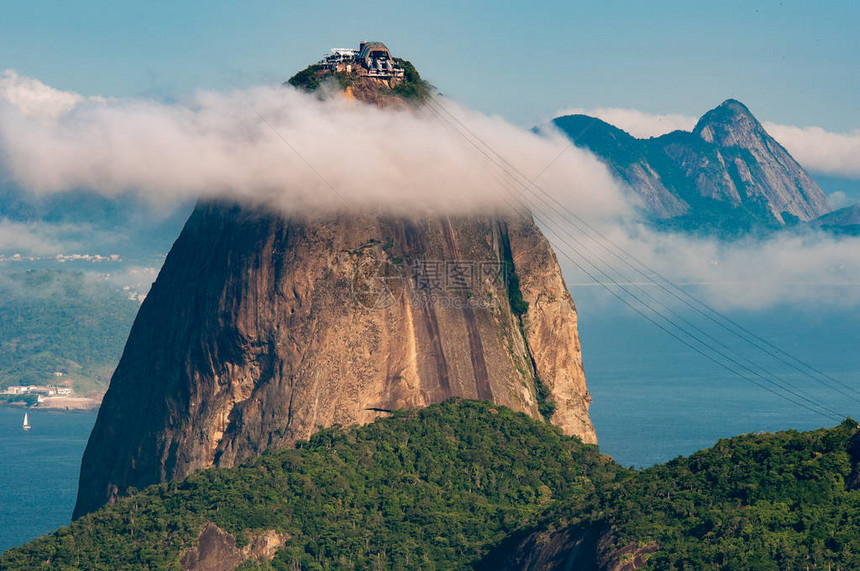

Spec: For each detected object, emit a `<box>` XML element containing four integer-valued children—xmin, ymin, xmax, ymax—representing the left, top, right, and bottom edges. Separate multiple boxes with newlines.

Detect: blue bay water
<box><xmin>577</xmin><ymin>288</ymin><xmax>860</xmax><ymax>468</ymax></box>
<box><xmin>0</xmin><ymin>407</ymin><xmax>96</xmax><ymax>553</ymax></box>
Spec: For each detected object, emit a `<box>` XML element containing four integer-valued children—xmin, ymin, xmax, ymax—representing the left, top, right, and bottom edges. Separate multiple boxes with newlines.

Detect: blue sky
<box><xmin>1</xmin><ymin>0</ymin><xmax>857</xmax><ymax>130</ymax></box>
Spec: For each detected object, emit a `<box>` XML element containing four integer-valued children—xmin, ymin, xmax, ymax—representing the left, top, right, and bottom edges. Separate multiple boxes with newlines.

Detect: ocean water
<box><xmin>0</xmin><ymin>296</ymin><xmax>858</xmax><ymax>553</ymax></box>
<box><xmin>0</xmin><ymin>407</ymin><xmax>96</xmax><ymax>553</ymax></box>
<box><xmin>577</xmin><ymin>289</ymin><xmax>860</xmax><ymax>468</ymax></box>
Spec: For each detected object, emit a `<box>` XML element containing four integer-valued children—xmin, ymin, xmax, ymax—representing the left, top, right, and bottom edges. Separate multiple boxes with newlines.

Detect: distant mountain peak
<box><xmin>693</xmin><ymin>99</ymin><xmax>763</xmax><ymax>144</ymax></box>
<box><xmin>553</xmin><ymin>98</ymin><xmax>831</xmax><ymax>230</ymax></box>
<box><xmin>718</xmin><ymin>98</ymin><xmax>754</xmax><ymax>115</ymax></box>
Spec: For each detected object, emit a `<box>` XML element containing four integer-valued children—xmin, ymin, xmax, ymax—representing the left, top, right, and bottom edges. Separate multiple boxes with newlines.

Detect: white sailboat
<box><xmin>22</xmin><ymin>412</ymin><xmax>31</xmax><ymax>431</ymax></box>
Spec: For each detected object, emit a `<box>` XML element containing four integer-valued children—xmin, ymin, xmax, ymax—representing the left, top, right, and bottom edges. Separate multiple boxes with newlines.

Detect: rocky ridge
<box><xmin>553</xmin><ymin>99</ymin><xmax>831</xmax><ymax>233</ymax></box>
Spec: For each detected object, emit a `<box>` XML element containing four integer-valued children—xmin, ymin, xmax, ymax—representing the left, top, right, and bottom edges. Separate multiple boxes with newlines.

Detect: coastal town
<box><xmin>1</xmin><ymin>375</ymin><xmax>101</xmax><ymax>410</ymax></box>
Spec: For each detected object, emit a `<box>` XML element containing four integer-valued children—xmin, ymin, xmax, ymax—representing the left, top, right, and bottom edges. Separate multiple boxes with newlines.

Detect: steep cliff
<box><xmin>73</xmin><ymin>203</ymin><xmax>595</xmax><ymax>518</ymax></box>
<box><xmin>553</xmin><ymin>99</ymin><xmax>831</xmax><ymax>233</ymax></box>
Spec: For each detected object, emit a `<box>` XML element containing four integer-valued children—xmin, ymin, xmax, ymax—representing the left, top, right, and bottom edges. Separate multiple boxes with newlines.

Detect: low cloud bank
<box><xmin>0</xmin><ymin>217</ymin><xmax>133</xmax><ymax>258</ymax></box>
<box><xmin>0</xmin><ymin>220</ymin><xmax>80</xmax><ymax>256</ymax></box>
<box><xmin>1</xmin><ymin>71</ymin><xmax>860</xmax><ymax>310</ymax></box>
<box><xmin>762</xmin><ymin>123</ymin><xmax>860</xmax><ymax>180</ymax></box>
<box><xmin>556</xmin><ymin>107</ymin><xmax>697</xmax><ymax>139</ymax></box>
<box><xmin>548</xmin><ymin>219</ymin><xmax>860</xmax><ymax>310</ymax></box>
<box><xmin>0</xmin><ymin>70</ymin><xmax>626</xmax><ymax>219</ymax></box>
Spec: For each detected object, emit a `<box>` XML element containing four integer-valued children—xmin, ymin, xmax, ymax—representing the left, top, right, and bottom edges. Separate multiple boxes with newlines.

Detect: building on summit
<box><xmin>319</xmin><ymin>41</ymin><xmax>405</xmax><ymax>79</ymax></box>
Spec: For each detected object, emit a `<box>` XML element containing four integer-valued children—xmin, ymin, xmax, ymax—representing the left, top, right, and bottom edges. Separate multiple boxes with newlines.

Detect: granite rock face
<box><xmin>179</xmin><ymin>523</ymin><xmax>289</xmax><ymax>571</ymax></box>
<box><xmin>553</xmin><ymin>99</ymin><xmax>830</xmax><ymax>232</ymax></box>
<box><xmin>73</xmin><ymin>203</ymin><xmax>595</xmax><ymax>518</ymax></box>
<box><xmin>691</xmin><ymin>99</ymin><xmax>829</xmax><ymax>222</ymax></box>
<box><xmin>480</xmin><ymin>525</ymin><xmax>658</xmax><ymax>571</ymax></box>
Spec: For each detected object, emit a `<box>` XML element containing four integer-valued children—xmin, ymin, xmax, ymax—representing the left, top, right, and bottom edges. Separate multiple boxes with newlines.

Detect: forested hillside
<box><xmin>0</xmin><ymin>400</ymin><xmax>620</xmax><ymax>569</ymax></box>
<box><xmin>0</xmin><ymin>270</ymin><xmax>139</xmax><ymax>394</ymax></box>
<box><xmin>488</xmin><ymin>417</ymin><xmax>860</xmax><ymax>569</ymax></box>
<box><xmin>3</xmin><ymin>400</ymin><xmax>859</xmax><ymax>570</ymax></box>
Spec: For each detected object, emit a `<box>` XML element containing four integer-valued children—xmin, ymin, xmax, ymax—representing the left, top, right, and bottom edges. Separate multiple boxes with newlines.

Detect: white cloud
<box><xmin>4</xmin><ymin>72</ymin><xmax>860</xmax><ymax>311</ymax></box>
<box><xmin>0</xmin><ymin>69</ymin><xmax>91</xmax><ymax>125</ymax></box>
<box><xmin>554</xmin><ymin>107</ymin><xmax>697</xmax><ymax>138</ymax></box>
<box><xmin>547</xmin><ymin>217</ymin><xmax>860</xmax><ymax>310</ymax></box>
<box><xmin>0</xmin><ymin>217</ymin><xmax>130</xmax><ymax>257</ymax></box>
<box><xmin>103</xmin><ymin>265</ymin><xmax>160</xmax><ymax>297</ymax></box>
<box><xmin>828</xmin><ymin>191</ymin><xmax>850</xmax><ymax>209</ymax></box>
<box><xmin>762</xmin><ymin>122</ymin><xmax>860</xmax><ymax>180</ymax></box>
<box><xmin>0</xmin><ymin>220</ymin><xmax>71</xmax><ymax>255</ymax></box>
<box><xmin>0</xmin><ymin>71</ymin><xmax>629</xmax><ymax>220</ymax></box>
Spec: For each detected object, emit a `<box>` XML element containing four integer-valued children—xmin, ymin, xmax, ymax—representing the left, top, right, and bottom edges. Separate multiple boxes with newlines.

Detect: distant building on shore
<box><xmin>3</xmin><ymin>385</ymin><xmax>71</xmax><ymax>396</ymax></box>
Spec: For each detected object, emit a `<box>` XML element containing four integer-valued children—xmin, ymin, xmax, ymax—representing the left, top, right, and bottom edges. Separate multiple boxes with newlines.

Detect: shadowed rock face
<box><xmin>73</xmin><ymin>202</ymin><xmax>595</xmax><ymax>518</ymax></box>
<box><xmin>479</xmin><ymin>525</ymin><xmax>658</xmax><ymax>571</ymax></box>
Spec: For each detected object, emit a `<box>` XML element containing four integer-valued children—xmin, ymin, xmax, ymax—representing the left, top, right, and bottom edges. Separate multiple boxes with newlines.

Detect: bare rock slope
<box><xmin>74</xmin><ymin>203</ymin><xmax>596</xmax><ymax>517</ymax></box>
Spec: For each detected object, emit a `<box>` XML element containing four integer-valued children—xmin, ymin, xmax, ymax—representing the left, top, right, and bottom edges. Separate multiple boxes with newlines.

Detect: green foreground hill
<box><xmin>1</xmin><ymin>400</ymin><xmax>620</xmax><ymax>569</ymax></box>
<box><xmin>490</xmin><ymin>414</ymin><xmax>860</xmax><ymax>570</ymax></box>
<box><xmin>2</xmin><ymin>400</ymin><xmax>859</xmax><ymax>570</ymax></box>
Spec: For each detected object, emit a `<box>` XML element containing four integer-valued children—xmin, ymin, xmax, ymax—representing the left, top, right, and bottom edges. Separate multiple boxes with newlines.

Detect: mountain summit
<box><xmin>73</xmin><ymin>51</ymin><xmax>596</xmax><ymax>518</ymax></box>
<box><xmin>287</xmin><ymin>41</ymin><xmax>431</xmax><ymax>106</ymax></box>
<box><xmin>692</xmin><ymin>98</ymin><xmax>760</xmax><ymax>139</ymax></box>
<box><xmin>554</xmin><ymin>99</ymin><xmax>830</xmax><ymax>234</ymax></box>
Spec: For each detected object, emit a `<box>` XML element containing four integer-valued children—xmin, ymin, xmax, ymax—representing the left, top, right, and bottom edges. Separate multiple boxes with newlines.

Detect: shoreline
<box><xmin>1</xmin><ymin>396</ymin><xmax>102</xmax><ymax>412</ymax></box>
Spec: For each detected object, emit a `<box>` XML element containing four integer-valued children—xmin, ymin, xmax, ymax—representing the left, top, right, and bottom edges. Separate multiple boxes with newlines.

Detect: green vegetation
<box><xmin>3</xmin><ymin>401</ymin><xmax>858</xmax><ymax>569</ymax></box>
<box><xmin>625</xmin><ymin>420</ymin><xmax>860</xmax><ymax>569</ymax></box>
<box><xmin>0</xmin><ymin>400</ymin><xmax>619</xmax><ymax>569</ymax></box>
<box><xmin>531</xmin><ymin>418</ymin><xmax>860</xmax><ymax>570</ymax></box>
<box><xmin>285</xmin><ymin>64</ymin><xmax>325</xmax><ymax>91</ymax></box>
<box><xmin>499</xmin><ymin>234</ymin><xmax>528</xmax><ymax>318</ymax></box>
<box><xmin>532</xmin><ymin>377</ymin><xmax>557</xmax><ymax>419</ymax></box>
<box><xmin>391</xmin><ymin>58</ymin><xmax>432</xmax><ymax>101</ymax></box>
<box><xmin>499</xmin><ymin>234</ymin><xmax>556</xmax><ymax>420</ymax></box>
<box><xmin>0</xmin><ymin>270</ymin><xmax>139</xmax><ymax>392</ymax></box>
<box><xmin>501</xmin><ymin>257</ymin><xmax>556</xmax><ymax>421</ymax></box>
<box><xmin>0</xmin><ymin>393</ymin><xmax>38</xmax><ymax>406</ymax></box>
<box><xmin>502</xmin><ymin>263</ymin><xmax>529</xmax><ymax>318</ymax></box>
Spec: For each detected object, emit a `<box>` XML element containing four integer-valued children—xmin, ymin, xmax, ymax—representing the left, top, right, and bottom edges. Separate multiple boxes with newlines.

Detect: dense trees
<box><xmin>2</xmin><ymin>401</ymin><xmax>858</xmax><ymax>569</ymax></box>
<box><xmin>0</xmin><ymin>400</ymin><xmax>619</xmax><ymax>569</ymax></box>
<box><xmin>602</xmin><ymin>420</ymin><xmax>860</xmax><ymax>569</ymax></box>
